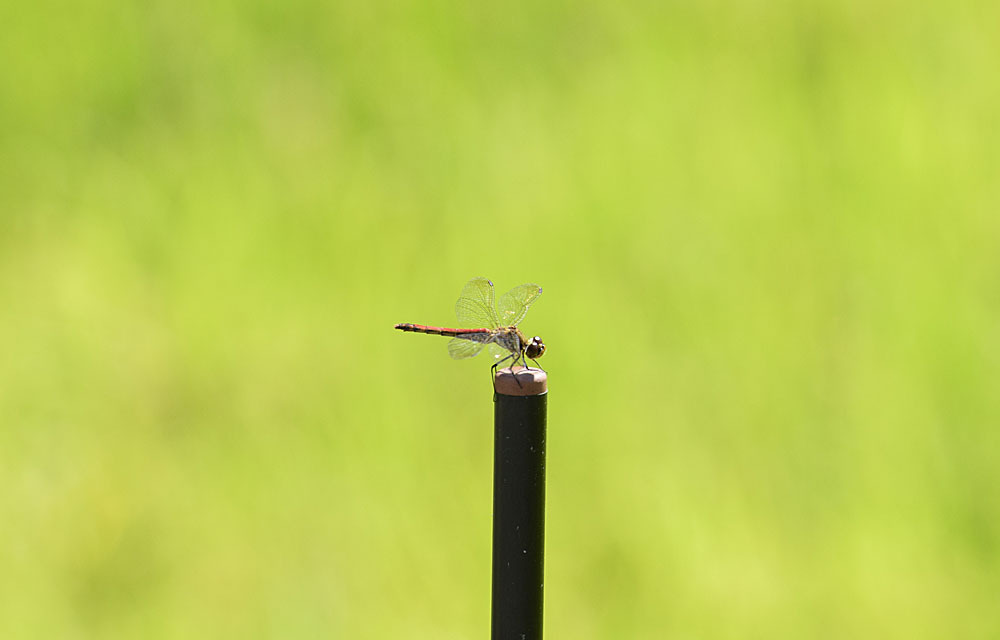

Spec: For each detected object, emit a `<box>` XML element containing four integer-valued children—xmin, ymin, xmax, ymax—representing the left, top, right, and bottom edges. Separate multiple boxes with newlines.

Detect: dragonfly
<box><xmin>395</xmin><ymin>277</ymin><xmax>546</xmax><ymax>377</ymax></box>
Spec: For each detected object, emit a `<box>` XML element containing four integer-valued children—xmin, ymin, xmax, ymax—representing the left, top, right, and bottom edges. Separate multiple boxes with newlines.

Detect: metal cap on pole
<box><xmin>491</xmin><ymin>366</ymin><xmax>548</xmax><ymax>640</ymax></box>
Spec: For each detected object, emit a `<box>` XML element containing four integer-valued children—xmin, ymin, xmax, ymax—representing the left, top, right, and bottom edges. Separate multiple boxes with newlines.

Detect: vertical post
<box><xmin>491</xmin><ymin>366</ymin><xmax>548</xmax><ymax>640</ymax></box>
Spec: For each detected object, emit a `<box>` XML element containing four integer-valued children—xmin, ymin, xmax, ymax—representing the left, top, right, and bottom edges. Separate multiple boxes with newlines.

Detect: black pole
<box><xmin>491</xmin><ymin>367</ymin><xmax>548</xmax><ymax>640</ymax></box>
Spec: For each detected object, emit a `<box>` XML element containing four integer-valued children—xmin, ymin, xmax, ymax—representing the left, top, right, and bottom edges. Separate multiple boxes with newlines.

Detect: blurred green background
<box><xmin>2</xmin><ymin>0</ymin><xmax>999</xmax><ymax>637</ymax></box>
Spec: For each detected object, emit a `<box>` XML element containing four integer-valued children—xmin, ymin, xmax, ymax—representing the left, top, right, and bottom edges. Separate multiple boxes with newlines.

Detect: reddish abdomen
<box><xmin>394</xmin><ymin>323</ymin><xmax>491</xmax><ymax>337</ymax></box>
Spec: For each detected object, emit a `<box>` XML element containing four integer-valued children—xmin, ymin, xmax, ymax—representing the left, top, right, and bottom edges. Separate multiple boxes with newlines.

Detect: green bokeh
<box><xmin>2</xmin><ymin>1</ymin><xmax>998</xmax><ymax>637</ymax></box>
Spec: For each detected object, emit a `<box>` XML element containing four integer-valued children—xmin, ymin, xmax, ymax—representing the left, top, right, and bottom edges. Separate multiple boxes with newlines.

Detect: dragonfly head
<box><xmin>525</xmin><ymin>336</ymin><xmax>546</xmax><ymax>360</ymax></box>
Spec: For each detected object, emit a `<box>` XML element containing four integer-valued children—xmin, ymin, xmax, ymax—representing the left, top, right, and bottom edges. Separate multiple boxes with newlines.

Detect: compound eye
<box><xmin>526</xmin><ymin>337</ymin><xmax>546</xmax><ymax>359</ymax></box>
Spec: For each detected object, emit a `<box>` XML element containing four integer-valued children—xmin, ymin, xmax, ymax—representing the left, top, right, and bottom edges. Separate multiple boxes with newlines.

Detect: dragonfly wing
<box><xmin>496</xmin><ymin>283</ymin><xmax>543</xmax><ymax>327</ymax></box>
<box><xmin>487</xmin><ymin>343</ymin><xmax>511</xmax><ymax>361</ymax></box>
<box><xmin>448</xmin><ymin>337</ymin><xmax>487</xmax><ymax>360</ymax></box>
<box><xmin>455</xmin><ymin>277</ymin><xmax>501</xmax><ymax>328</ymax></box>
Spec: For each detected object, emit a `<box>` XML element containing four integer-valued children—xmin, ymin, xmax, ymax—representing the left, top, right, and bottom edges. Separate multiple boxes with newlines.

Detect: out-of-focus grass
<box><xmin>2</xmin><ymin>0</ymin><xmax>999</xmax><ymax>637</ymax></box>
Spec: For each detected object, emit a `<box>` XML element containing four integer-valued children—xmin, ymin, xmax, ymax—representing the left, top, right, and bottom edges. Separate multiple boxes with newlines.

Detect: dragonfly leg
<box><xmin>492</xmin><ymin>352</ymin><xmax>523</xmax><ymax>389</ymax></box>
<box><xmin>512</xmin><ymin>352</ymin><xmax>526</xmax><ymax>388</ymax></box>
<box><xmin>492</xmin><ymin>353</ymin><xmax>513</xmax><ymax>373</ymax></box>
<box><xmin>523</xmin><ymin>350</ymin><xmax>544</xmax><ymax>372</ymax></box>
<box><xmin>492</xmin><ymin>352</ymin><xmax>514</xmax><ymax>381</ymax></box>
<box><xmin>491</xmin><ymin>352</ymin><xmax>518</xmax><ymax>399</ymax></box>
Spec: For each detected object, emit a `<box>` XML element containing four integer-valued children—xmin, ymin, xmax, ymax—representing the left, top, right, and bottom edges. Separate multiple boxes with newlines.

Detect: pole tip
<box><xmin>494</xmin><ymin>366</ymin><xmax>547</xmax><ymax>396</ymax></box>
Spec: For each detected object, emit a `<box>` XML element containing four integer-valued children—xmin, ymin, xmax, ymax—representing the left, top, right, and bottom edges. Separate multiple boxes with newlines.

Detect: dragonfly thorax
<box><xmin>499</xmin><ymin>327</ymin><xmax>545</xmax><ymax>361</ymax></box>
<box><xmin>493</xmin><ymin>326</ymin><xmax>525</xmax><ymax>356</ymax></box>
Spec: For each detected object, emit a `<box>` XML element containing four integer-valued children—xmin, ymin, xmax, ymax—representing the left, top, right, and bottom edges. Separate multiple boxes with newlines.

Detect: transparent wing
<box><xmin>455</xmin><ymin>277</ymin><xmax>501</xmax><ymax>329</ymax></box>
<box><xmin>448</xmin><ymin>337</ymin><xmax>487</xmax><ymax>360</ymax></box>
<box><xmin>487</xmin><ymin>343</ymin><xmax>512</xmax><ymax>361</ymax></box>
<box><xmin>496</xmin><ymin>283</ymin><xmax>542</xmax><ymax>327</ymax></box>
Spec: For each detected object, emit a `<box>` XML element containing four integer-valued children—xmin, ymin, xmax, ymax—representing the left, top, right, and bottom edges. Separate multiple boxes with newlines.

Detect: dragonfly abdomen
<box><xmin>394</xmin><ymin>323</ymin><xmax>492</xmax><ymax>338</ymax></box>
